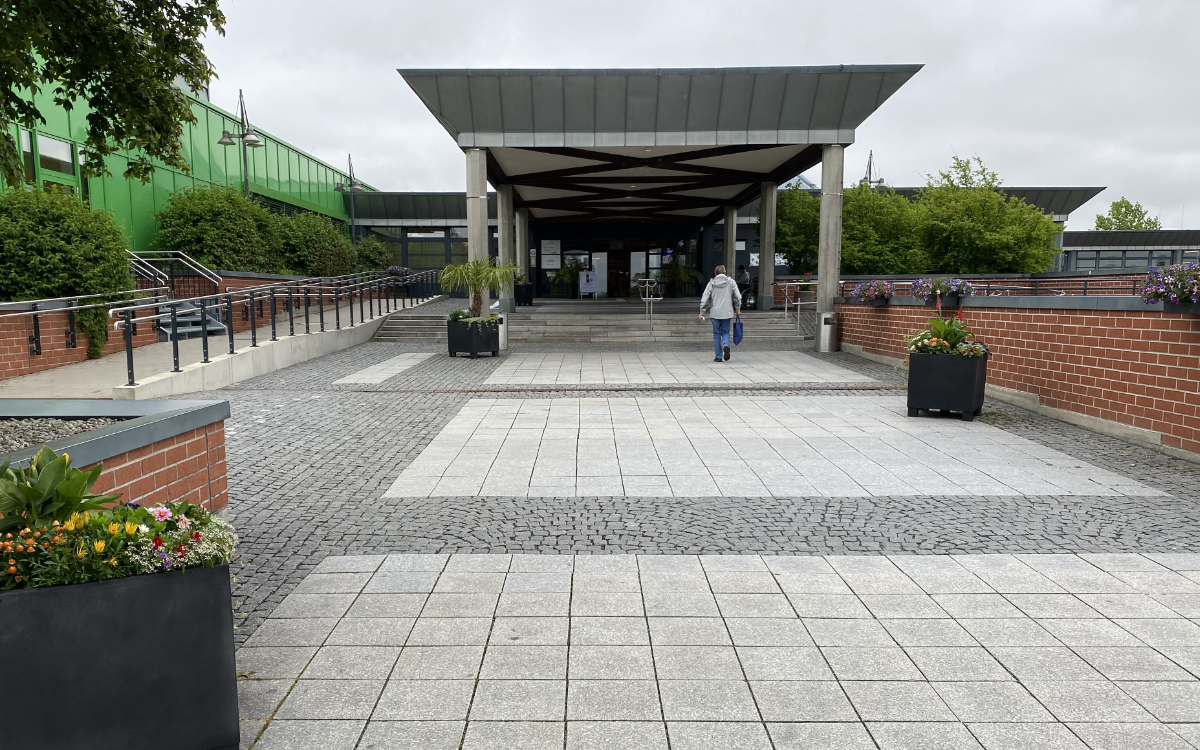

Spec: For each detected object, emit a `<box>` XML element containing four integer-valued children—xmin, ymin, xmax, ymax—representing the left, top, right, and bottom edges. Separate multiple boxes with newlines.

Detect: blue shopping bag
<box><xmin>732</xmin><ymin>314</ymin><xmax>743</xmax><ymax>345</ymax></box>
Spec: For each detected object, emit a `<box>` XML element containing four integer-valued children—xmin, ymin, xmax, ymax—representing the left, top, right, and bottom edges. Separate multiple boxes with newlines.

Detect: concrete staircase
<box><xmin>506</xmin><ymin>311</ymin><xmax>811</xmax><ymax>343</ymax></box>
<box><xmin>373</xmin><ymin>315</ymin><xmax>448</xmax><ymax>343</ymax></box>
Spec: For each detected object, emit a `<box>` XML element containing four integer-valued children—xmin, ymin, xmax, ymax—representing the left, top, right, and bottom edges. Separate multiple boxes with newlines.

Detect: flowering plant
<box><xmin>386</xmin><ymin>265</ymin><xmax>408</xmax><ymax>277</ymax></box>
<box><xmin>0</xmin><ymin>448</ymin><xmax>235</xmax><ymax>590</ymax></box>
<box><xmin>906</xmin><ymin>310</ymin><xmax>988</xmax><ymax>357</ymax></box>
<box><xmin>850</xmin><ymin>279</ymin><xmax>894</xmax><ymax>302</ymax></box>
<box><xmin>912</xmin><ymin>277</ymin><xmax>975</xmax><ymax>301</ymax></box>
<box><xmin>1140</xmin><ymin>263</ymin><xmax>1200</xmax><ymax>306</ymax></box>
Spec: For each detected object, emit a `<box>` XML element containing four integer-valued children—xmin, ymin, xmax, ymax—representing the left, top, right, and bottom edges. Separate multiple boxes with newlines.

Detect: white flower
<box><xmin>139</xmin><ymin>524</ymin><xmax>150</xmax><ymax>533</ymax></box>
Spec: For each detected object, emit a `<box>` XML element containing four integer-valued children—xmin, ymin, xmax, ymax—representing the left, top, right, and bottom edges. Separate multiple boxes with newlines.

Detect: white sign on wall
<box><xmin>541</xmin><ymin>254</ymin><xmax>562</xmax><ymax>269</ymax></box>
<box><xmin>749</xmin><ymin>253</ymin><xmax>787</xmax><ymax>267</ymax></box>
<box><xmin>540</xmin><ymin>239</ymin><xmax>561</xmax><ymax>254</ymax></box>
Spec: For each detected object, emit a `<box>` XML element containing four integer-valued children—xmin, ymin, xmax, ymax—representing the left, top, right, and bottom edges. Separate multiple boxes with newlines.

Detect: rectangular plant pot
<box><xmin>447</xmin><ymin>319</ymin><xmax>500</xmax><ymax>358</ymax></box>
<box><xmin>907</xmin><ymin>352</ymin><xmax>989</xmax><ymax>421</ymax></box>
<box><xmin>1164</xmin><ymin>302</ymin><xmax>1200</xmax><ymax>314</ymax></box>
<box><xmin>0</xmin><ymin>565</ymin><xmax>238</xmax><ymax>750</ymax></box>
<box><xmin>514</xmin><ymin>284</ymin><xmax>535</xmax><ymax>306</ymax></box>
<box><xmin>924</xmin><ymin>294</ymin><xmax>961</xmax><ymax>307</ymax></box>
<box><xmin>858</xmin><ymin>298</ymin><xmax>889</xmax><ymax>306</ymax></box>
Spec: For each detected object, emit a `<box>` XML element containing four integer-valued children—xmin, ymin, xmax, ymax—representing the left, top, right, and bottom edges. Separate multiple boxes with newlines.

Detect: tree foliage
<box><xmin>280</xmin><ymin>212</ymin><xmax>353</xmax><ymax>276</ymax></box>
<box><xmin>1</xmin><ymin>0</ymin><xmax>225</xmax><ymax>188</ymax></box>
<box><xmin>354</xmin><ymin>234</ymin><xmax>392</xmax><ymax>272</ymax></box>
<box><xmin>774</xmin><ymin>156</ymin><xmax>1063</xmax><ymax>276</ymax></box>
<box><xmin>1095</xmin><ymin>197</ymin><xmax>1162</xmax><ymax>230</ymax></box>
<box><xmin>154</xmin><ymin>186</ymin><xmax>282</xmax><ymax>273</ymax></box>
<box><xmin>0</xmin><ymin>188</ymin><xmax>132</xmax><ymax>356</ymax></box>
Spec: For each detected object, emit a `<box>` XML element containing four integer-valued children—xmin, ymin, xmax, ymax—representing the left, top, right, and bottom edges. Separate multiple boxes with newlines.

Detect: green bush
<box><xmin>280</xmin><ymin>212</ymin><xmax>355</xmax><ymax>276</ymax></box>
<box><xmin>355</xmin><ymin>234</ymin><xmax>392</xmax><ymax>272</ymax></box>
<box><xmin>0</xmin><ymin>188</ymin><xmax>132</xmax><ymax>357</ymax></box>
<box><xmin>154</xmin><ymin>185</ymin><xmax>282</xmax><ymax>273</ymax></box>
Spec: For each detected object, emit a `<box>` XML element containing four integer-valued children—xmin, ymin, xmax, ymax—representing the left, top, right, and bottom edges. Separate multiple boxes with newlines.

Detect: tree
<box><xmin>0</xmin><ymin>188</ymin><xmax>132</xmax><ymax>357</ymax></box>
<box><xmin>154</xmin><ymin>186</ymin><xmax>282</xmax><ymax>274</ymax></box>
<box><xmin>441</xmin><ymin>258</ymin><xmax>520</xmax><ymax>318</ymax></box>
<box><xmin>916</xmin><ymin>157</ymin><xmax>1061</xmax><ymax>273</ymax></box>
<box><xmin>1</xmin><ymin>1</ymin><xmax>225</xmax><ymax>187</ymax></box>
<box><xmin>772</xmin><ymin>183</ymin><xmax>820</xmax><ymax>273</ymax></box>
<box><xmin>354</xmin><ymin>234</ymin><xmax>393</xmax><ymax>272</ymax></box>
<box><xmin>1095</xmin><ymin>197</ymin><xmax>1162</xmax><ymax>230</ymax></box>
<box><xmin>280</xmin><ymin>212</ymin><xmax>354</xmax><ymax>276</ymax></box>
<box><xmin>840</xmin><ymin>184</ymin><xmax>925</xmax><ymax>275</ymax></box>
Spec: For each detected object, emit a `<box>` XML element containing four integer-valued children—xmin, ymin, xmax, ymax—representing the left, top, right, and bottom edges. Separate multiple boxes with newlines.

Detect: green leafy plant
<box><xmin>662</xmin><ymin>257</ymin><xmax>704</xmax><ymax>284</ymax></box>
<box><xmin>0</xmin><ymin>447</ymin><xmax>121</xmax><ymax>535</ymax></box>
<box><xmin>0</xmin><ymin>189</ymin><xmax>132</xmax><ymax>357</ymax></box>
<box><xmin>354</xmin><ymin>234</ymin><xmax>392</xmax><ymax>272</ymax></box>
<box><xmin>447</xmin><ymin>309</ymin><xmax>468</xmax><ymax>322</ymax></box>
<box><xmin>1096</xmin><ymin>197</ymin><xmax>1162</xmax><ymax>231</ymax></box>
<box><xmin>441</xmin><ymin>258</ymin><xmax>521</xmax><ymax>318</ymax></box>
<box><xmin>906</xmin><ymin>311</ymin><xmax>987</xmax><ymax>357</ymax></box>
<box><xmin>549</xmin><ymin>259</ymin><xmax>588</xmax><ymax>291</ymax></box>
<box><xmin>280</xmin><ymin>212</ymin><xmax>354</xmax><ymax>276</ymax></box>
<box><xmin>154</xmin><ymin>185</ymin><xmax>283</xmax><ymax>273</ymax></box>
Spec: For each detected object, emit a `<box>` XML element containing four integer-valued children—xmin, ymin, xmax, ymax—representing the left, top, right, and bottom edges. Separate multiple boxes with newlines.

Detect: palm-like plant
<box><xmin>441</xmin><ymin>258</ymin><xmax>522</xmax><ymax>318</ymax></box>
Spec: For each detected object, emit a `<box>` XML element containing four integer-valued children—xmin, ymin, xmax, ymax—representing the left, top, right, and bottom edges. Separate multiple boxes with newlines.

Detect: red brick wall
<box><xmin>836</xmin><ymin>302</ymin><xmax>1200</xmax><ymax>456</ymax></box>
<box><xmin>0</xmin><ymin>308</ymin><xmax>159</xmax><ymax>381</ymax></box>
<box><xmin>88</xmin><ymin>422</ymin><xmax>228</xmax><ymax>512</ymax></box>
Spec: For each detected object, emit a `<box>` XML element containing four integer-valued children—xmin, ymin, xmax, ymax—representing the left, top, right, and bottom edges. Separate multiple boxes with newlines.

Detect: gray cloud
<box><xmin>205</xmin><ymin>0</ymin><xmax>1199</xmax><ymax>229</ymax></box>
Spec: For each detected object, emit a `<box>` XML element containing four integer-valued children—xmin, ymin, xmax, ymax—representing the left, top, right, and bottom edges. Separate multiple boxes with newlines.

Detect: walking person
<box><xmin>698</xmin><ymin>264</ymin><xmax>742</xmax><ymax>362</ymax></box>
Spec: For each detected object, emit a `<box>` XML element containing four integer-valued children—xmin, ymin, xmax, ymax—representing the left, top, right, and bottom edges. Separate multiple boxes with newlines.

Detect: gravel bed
<box><xmin>0</xmin><ymin>417</ymin><xmax>122</xmax><ymax>455</ymax></box>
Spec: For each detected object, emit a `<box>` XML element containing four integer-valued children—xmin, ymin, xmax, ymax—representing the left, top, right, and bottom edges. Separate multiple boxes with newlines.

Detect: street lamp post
<box><xmin>335</xmin><ymin>155</ymin><xmax>364</xmax><ymax>245</ymax></box>
<box><xmin>216</xmin><ymin>89</ymin><xmax>264</xmax><ymax>196</ymax></box>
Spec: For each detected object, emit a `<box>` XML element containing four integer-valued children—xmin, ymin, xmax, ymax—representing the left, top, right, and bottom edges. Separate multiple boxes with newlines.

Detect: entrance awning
<box><xmin>399</xmin><ymin>66</ymin><xmax>921</xmax><ymax>224</ymax></box>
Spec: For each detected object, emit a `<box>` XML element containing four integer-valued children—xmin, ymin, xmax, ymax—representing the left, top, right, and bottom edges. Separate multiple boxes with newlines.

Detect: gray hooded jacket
<box><xmin>700</xmin><ymin>274</ymin><xmax>742</xmax><ymax>319</ymax></box>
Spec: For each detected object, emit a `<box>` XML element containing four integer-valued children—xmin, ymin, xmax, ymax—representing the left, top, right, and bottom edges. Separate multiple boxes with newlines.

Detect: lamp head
<box><xmin>217</xmin><ymin>130</ymin><xmax>235</xmax><ymax>146</ymax></box>
<box><xmin>242</xmin><ymin>130</ymin><xmax>264</xmax><ymax>148</ymax></box>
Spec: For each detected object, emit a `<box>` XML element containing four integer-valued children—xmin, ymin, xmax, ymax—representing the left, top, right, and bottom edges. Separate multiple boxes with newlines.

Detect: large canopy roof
<box><xmin>399</xmin><ymin>66</ymin><xmax>921</xmax><ymax>224</ymax></box>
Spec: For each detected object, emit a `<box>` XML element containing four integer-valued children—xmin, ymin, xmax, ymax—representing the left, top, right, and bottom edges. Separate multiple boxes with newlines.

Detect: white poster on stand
<box><xmin>579</xmin><ymin>271</ymin><xmax>596</xmax><ymax>295</ymax></box>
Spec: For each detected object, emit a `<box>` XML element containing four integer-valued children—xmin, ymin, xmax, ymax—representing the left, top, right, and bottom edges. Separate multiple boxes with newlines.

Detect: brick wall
<box><xmin>0</xmin><ymin>308</ymin><xmax>159</xmax><ymax>381</ymax></box>
<box><xmin>836</xmin><ymin>302</ymin><xmax>1200</xmax><ymax>456</ymax></box>
<box><xmin>88</xmin><ymin>422</ymin><xmax>228</xmax><ymax>512</ymax></box>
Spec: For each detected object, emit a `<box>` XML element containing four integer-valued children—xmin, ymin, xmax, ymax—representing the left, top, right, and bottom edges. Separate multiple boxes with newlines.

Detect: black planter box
<box><xmin>924</xmin><ymin>294</ymin><xmax>961</xmax><ymax>307</ymax></box>
<box><xmin>857</xmin><ymin>298</ymin><xmax>889</xmax><ymax>306</ymax></box>
<box><xmin>1164</xmin><ymin>302</ymin><xmax>1200</xmax><ymax>314</ymax></box>
<box><xmin>907</xmin><ymin>352</ymin><xmax>989</xmax><ymax>421</ymax></box>
<box><xmin>0</xmin><ymin>565</ymin><xmax>238</xmax><ymax>750</ymax></box>
<box><xmin>514</xmin><ymin>284</ymin><xmax>535</xmax><ymax>306</ymax></box>
<box><xmin>448</xmin><ymin>318</ymin><xmax>500</xmax><ymax>358</ymax></box>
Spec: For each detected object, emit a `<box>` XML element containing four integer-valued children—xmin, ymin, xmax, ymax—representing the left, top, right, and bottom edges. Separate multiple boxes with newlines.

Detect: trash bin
<box><xmin>816</xmin><ymin>311</ymin><xmax>838</xmax><ymax>353</ymax></box>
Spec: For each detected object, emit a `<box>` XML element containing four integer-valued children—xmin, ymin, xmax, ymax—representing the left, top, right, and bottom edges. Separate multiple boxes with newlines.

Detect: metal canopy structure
<box><xmin>399</xmin><ymin>66</ymin><xmax>922</xmax><ymax>224</ymax></box>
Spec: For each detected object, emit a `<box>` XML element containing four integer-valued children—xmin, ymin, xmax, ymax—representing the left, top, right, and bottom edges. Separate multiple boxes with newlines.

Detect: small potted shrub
<box><xmin>913</xmin><ymin>277</ymin><xmax>974</xmax><ymax>308</ymax></box>
<box><xmin>906</xmin><ymin>310</ymin><xmax>989</xmax><ymax>421</ymax></box>
<box><xmin>441</xmin><ymin>258</ymin><xmax>520</xmax><ymax>358</ymax></box>
<box><xmin>514</xmin><ymin>273</ymin><xmax>535</xmax><ymax>306</ymax></box>
<box><xmin>1141</xmin><ymin>263</ymin><xmax>1200</xmax><ymax>314</ymax></box>
<box><xmin>0</xmin><ymin>447</ymin><xmax>239</xmax><ymax>750</ymax></box>
<box><xmin>549</xmin><ymin>259</ymin><xmax>587</xmax><ymax>297</ymax></box>
<box><xmin>850</xmin><ymin>279</ymin><xmax>893</xmax><ymax>306</ymax></box>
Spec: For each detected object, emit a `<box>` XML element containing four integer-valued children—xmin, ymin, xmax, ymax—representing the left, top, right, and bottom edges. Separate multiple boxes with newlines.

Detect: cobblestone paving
<box><xmin>193</xmin><ymin>339</ymin><xmax>1200</xmax><ymax>655</ymax></box>
<box><xmin>237</xmin><ymin>552</ymin><xmax>1200</xmax><ymax>750</ymax></box>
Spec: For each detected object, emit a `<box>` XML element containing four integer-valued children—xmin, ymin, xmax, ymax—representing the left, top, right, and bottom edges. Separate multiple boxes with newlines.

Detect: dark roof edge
<box><xmin>397</xmin><ymin>65</ymin><xmax>924</xmax><ymax>77</ymax></box>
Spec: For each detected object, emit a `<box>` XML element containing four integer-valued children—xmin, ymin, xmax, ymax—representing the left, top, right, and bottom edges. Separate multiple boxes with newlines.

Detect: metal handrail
<box><xmin>132</xmin><ymin>250</ymin><xmax>223</xmax><ymax>289</ymax></box>
<box><xmin>0</xmin><ymin>287</ymin><xmax>169</xmax><ymax>310</ymax></box>
<box><xmin>0</xmin><ymin>289</ymin><xmax>170</xmax><ymax>358</ymax></box>
<box><xmin>638</xmin><ymin>278</ymin><xmax>663</xmax><ymax>334</ymax></box>
<box><xmin>835</xmin><ymin>278</ymin><xmax>1143</xmax><ymax>299</ymax></box>
<box><xmin>779</xmin><ymin>281</ymin><xmax>817</xmax><ymax>334</ymax></box>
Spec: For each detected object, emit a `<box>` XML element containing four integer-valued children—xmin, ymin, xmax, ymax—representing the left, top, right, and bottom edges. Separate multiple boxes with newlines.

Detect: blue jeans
<box><xmin>711</xmin><ymin>317</ymin><xmax>731</xmax><ymax>359</ymax></box>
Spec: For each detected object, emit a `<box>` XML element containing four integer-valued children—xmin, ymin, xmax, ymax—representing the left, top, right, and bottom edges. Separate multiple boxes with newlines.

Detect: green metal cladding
<box><xmin>6</xmin><ymin>89</ymin><xmax>365</xmax><ymax>252</ymax></box>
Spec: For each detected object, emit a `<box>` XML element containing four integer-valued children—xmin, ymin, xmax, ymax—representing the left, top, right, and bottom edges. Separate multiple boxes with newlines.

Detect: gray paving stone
<box><xmin>346</xmin><ymin>594</ymin><xmax>426</xmax><ymax>618</ymax></box>
<box><xmin>433</xmin><ymin>572</ymin><xmax>506</xmax><ymax>594</ymax></box>
<box><xmin>268</xmin><ymin>593</ymin><xmax>357</xmax><ymax>619</ymax></box>
<box><xmin>659</xmin><ymin>680</ymin><xmax>761</xmax><ymax>721</ymax></box>
<box><xmin>715</xmin><ymin>593</ymin><xmax>795</xmax><ymax>618</ymax></box>
<box><xmin>932</xmin><ymin>594</ymin><xmax>1024</xmax><ymax>619</ymax></box>
<box><xmin>421</xmin><ymin>592</ymin><xmax>499</xmax><ymax>617</ymax></box>
<box><xmin>842</xmin><ymin>681</ymin><xmax>956</xmax><ymax>721</ymax></box>
<box><xmin>1037</xmin><ymin>619</ymin><xmax>1144</xmax><ymax>647</ymax></box>
<box><xmin>1078</xmin><ymin>594</ymin><xmax>1181</xmax><ymax>619</ymax></box>
<box><xmin>867</xmin><ymin>721</ymin><xmax>984</xmax><ymax>750</ymax></box>
<box><xmin>238</xmin><ymin>719</ymin><xmax>263</xmax><ymax>750</ymax></box>
<box><xmin>1114</xmin><ymin>618</ymin><xmax>1200</xmax><ymax>648</ymax></box>
<box><xmin>1073</xmin><ymin>646</ymin><xmax>1197</xmax><ymax>681</ymax></box>
<box><xmin>724</xmin><ymin>618</ymin><xmax>813</xmax><ymax>647</ymax></box>
<box><xmin>372</xmin><ymin>679</ymin><xmax>475</xmax><ymax>720</ymax></box>
<box><xmin>445</xmin><ymin>553</ymin><xmax>512</xmax><ymax>572</ymax></box>
<box><xmin>932</xmin><ymin>682</ymin><xmax>1054</xmax><ymax>722</ymax></box>
<box><xmin>803</xmin><ymin>619</ymin><xmax>895</xmax><ymax>647</ymax></box>
<box><xmin>356</xmin><ymin>720</ymin><xmax>464</xmax><ymax>750</ymax></box>
<box><xmin>666</xmin><ymin>721</ymin><xmax>772</xmax><ymax>750</ymax></box>
<box><xmin>644</xmin><ymin>591</ymin><xmax>721</xmax><ymax>617</ymax></box>
<box><xmin>1004</xmin><ymin>594</ymin><xmax>1102</xmax><ymax>619</ymax></box>
<box><xmin>390</xmin><ymin>646</ymin><xmax>484</xmax><ymax>679</ymax></box>
<box><xmin>236</xmin><ymin>647</ymin><xmax>317</xmax><ymax>680</ymax></box>
<box><xmin>649</xmin><ymin>617</ymin><xmax>732</xmax><ymax>646</ymax></box>
<box><xmin>786</xmin><ymin>594</ymin><xmax>871</xmax><ymax>618</ymax></box>
<box><xmin>362</xmin><ymin>572</ymin><xmax>439</xmax><ymax>594</ymax></box>
<box><xmin>906</xmin><ymin>647</ymin><xmax>1011</xmax><ymax>681</ymax></box>
<box><xmin>237</xmin><ymin>679</ymin><xmax>291</xmax><ymax>719</ymax></box>
<box><xmin>774</xmin><ymin>572</ymin><xmax>852</xmax><ymax>594</ymax></box>
<box><xmin>964</xmin><ymin>722</ymin><xmax>1088</xmax><ymax>750</ymax></box>
<box><xmin>860</xmin><ymin>594</ymin><xmax>948</xmax><ymax>619</ymax></box>
<box><xmin>461</xmin><ymin>721</ymin><xmax>564</xmax><ymax>750</ymax></box>
<box><xmin>736</xmin><ymin>647</ymin><xmax>832</xmax><ymax>680</ymax></box>
<box><xmin>750</xmin><ymin>681</ymin><xmax>856</xmax><ymax>722</ymax></box>
<box><xmin>406</xmin><ymin>617</ymin><xmax>492</xmax><ymax>645</ymax></box>
<box><xmin>496</xmin><ymin>591</ymin><xmax>571</xmax><ymax>616</ymax></box>
<box><xmin>572</xmin><ymin>617</ymin><xmax>650</xmax><ymax>646</ymax></box>
<box><xmin>480</xmin><ymin>645</ymin><xmax>567</xmax><ymax>679</ymax></box>
<box><xmin>469</xmin><ymin>679</ymin><xmax>567</xmax><ymax>721</ymax></box>
<box><xmin>988</xmin><ymin>647</ymin><xmax>1104</xmax><ymax>681</ymax></box>
<box><xmin>1144</xmin><ymin>554</ymin><xmax>1200</xmax><ymax>571</ymax></box>
<box><xmin>1023</xmin><ymin>680</ymin><xmax>1155</xmax><ymax>722</ymax></box>
<box><xmin>705</xmin><ymin>571</ymin><xmax>780</xmax><ymax>593</ymax></box>
<box><xmin>379</xmin><ymin>554</ymin><xmax>449</xmax><ymax>572</ymax></box>
<box><xmin>567</xmin><ymin>680</ymin><xmax>662</xmax><ymax>720</ymax></box>
<box><xmin>275</xmin><ymin>679</ymin><xmax>383</xmax><ymax>719</ymax></box>
<box><xmin>823</xmin><ymin>647</ymin><xmax>923</xmax><ymax>681</ymax></box>
<box><xmin>326</xmin><ymin>617</ymin><xmax>414</xmax><ymax>646</ymax></box>
<box><xmin>572</xmin><ymin>592</ymin><xmax>645</xmax><ymax>616</ymax></box>
<box><xmin>291</xmin><ymin>572</ymin><xmax>372</xmax><ymax>594</ymax></box>
<box><xmin>881</xmin><ymin>619</ymin><xmax>979</xmax><ymax>647</ymax></box>
<box><xmin>244</xmin><ymin>618</ymin><xmax>338</xmax><ymax>648</ymax></box>
<box><xmin>958</xmin><ymin>619</ymin><xmax>1061</xmax><ymax>647</ymax></box>
<box><xmin>489</xmin><ymin>616</ymin><xmax>570</xmax><ymax>645</ymax></box>
<box><xmin>566</xmin><ymin>721</ymin><xmax>669</xmax><ymax>750</ymax></box>
<box><xmin>252</xmin><ymin>720</ymin><xmax>364</xmax><ymax>750</ymax></box>
<box><xmin>569</xmin><ymin>645</ymin><xmax>655</xmax><ymax>679</ymax></box>
<box><xmin>654</xmin><ymin>646</ymin><xmax>743</xmax><ymax>680</ymax></box>
<box><xmin>1117</xmin><ymin>681</ymin><xmax>1200</xmax><ymax>721</ymax></box>
<box><xmin>504</xmin><ymin>571</ymin><xmax>573</xmax><ymax>593</ymax></box>
<box><xmin>573</xmin><ymin>571</ymin><xmax>642</xmax><ymax>593</ymax></box>
<box><xmin>301</xmin><ymin>646</ymin><xmax>400</xmax><ymax>680</ymax></box>
<box><xmin>1067</xmin><ymin>722</ymin><xmax>1195</xmax><ymax>750</ymax></box>
<box><xmin>767</xmin><ymin>722</ymin><xmax>876</xmax><ymax>750</ymax></box>
<box><xmin>1168</xmin><ymin>723</ymin><xmax>1200</xmax><ymax>748</ymax></box>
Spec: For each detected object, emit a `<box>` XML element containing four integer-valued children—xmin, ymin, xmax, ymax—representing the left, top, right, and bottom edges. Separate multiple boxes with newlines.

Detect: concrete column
<box><xmin>465</xmin><ymin>148</ymin><xmax>490</xmax><ymax>309</ymax></box>
<box><xmin>496</xmin><ymin>184</ymin><xmax>515</xmax><ymax>312</ymax></box>
<box><xmin>515</xmin><ymin>207</ymin><xmax>530</xmax><ymax>279</ymax></box>
<box><xmin>722</xmin><ymin>205</ymin><xmax>737</xmax><ymax>274</ymax></box>
<box><xmin>756</xmin><ymin>182</ymin><xmax>777</xmax><ymax>311</ymax></box>
<box><xmin>816</xmin><ymin>144</ymin><xmax>844</xmax><ymax>315</ymax></box>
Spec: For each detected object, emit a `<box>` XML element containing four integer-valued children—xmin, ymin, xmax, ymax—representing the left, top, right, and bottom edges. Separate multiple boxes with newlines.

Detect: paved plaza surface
<box><xmin>127</xmin><ymin>326</ymin><xmax>1200</xmax><ymax>748</ymax></box>
<box><xmin>239</xmin><ymin>551</ymin><xmax>1200</xmax><ymax>750</ymax></box>
<box><xmin>483</xmin><ymin>352</ymin><xmax>869</xmax><ymax>386</ymax></box>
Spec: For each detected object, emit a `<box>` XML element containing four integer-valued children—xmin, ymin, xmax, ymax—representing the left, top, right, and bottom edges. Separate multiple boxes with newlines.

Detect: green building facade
<box><xmin>8</xmin><ymin>89</ymin><xmax>362</xmax><ymax>252</ymax></box>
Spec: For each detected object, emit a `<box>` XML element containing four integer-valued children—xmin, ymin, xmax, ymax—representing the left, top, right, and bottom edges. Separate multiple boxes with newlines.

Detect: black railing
<box><xmin>837</xmin><ymin>277</ymin><xmax>1145</xmax><ymax>299</ymax></box>
<box><xmin>0</xmin><ymin>289</ymin><xmax>171</xmax><ymax>360</ymax></box>
<box><xmin>109</xmin><ymin>270</ymin><xmax>440</xmax><ymax>386</ymax></box>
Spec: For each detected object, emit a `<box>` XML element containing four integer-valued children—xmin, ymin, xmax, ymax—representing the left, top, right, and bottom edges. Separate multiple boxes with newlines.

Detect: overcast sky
<box><xmin>204</xmin><ymin>0</ymin><xmax>1199</xmax><ymax>230</ymax></box>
